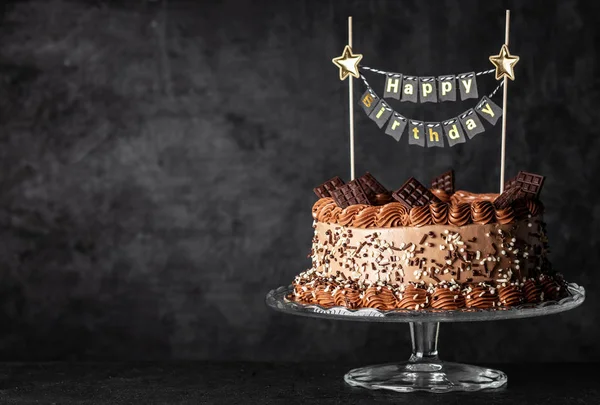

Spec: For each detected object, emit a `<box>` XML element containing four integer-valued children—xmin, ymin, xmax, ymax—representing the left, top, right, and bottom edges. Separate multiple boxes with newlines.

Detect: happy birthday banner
<box><xmin>357</xmin><ymin>67</ymin><xmax>504</xmax><ymax>148</ymax></box>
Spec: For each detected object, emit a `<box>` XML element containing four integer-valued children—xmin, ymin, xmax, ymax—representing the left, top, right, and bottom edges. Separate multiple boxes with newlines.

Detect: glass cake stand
<box><xmin>265</xmin><ymin>283</ymin><xmax>585</xmax><ymax>393</ymax></box>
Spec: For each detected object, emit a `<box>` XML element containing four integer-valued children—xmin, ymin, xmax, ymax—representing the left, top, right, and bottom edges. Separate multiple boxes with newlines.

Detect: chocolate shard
<box><xmin>493</xmin><ymin>185</ymin><xmax>520</xmax><ymax>210</ymax></box>
<box><xmin>331</xmin><ymin>179</ymin><xmax>371</xmax><ymax>208</ymax></box>
<box><xmin>514</xmin><ymin>171</ymin><xmax>545</xmax><ymax>199</ymax></box>
<box><xmin>391</xmin><ymin>177</ymin><xmax>441</xmax><ymax>209</ymax></box>
<box><xmin>357</xmin><ymin>172</ymin><xmax>387</xmax><ymax>198</ymax></box>
<box><xmin>313</xmin><ymin>176</ymin><xmax>345</xmax><ymax>198</ymax></box>
<box><xmin>431</xmin><ymin>169</ymin><xmax>455</xmax><ymax>194</ymax></box>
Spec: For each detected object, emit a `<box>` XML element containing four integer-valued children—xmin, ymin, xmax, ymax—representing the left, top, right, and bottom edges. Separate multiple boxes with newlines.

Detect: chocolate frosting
<box><xmin>448</xmin><ymin>203</ymin><xmax>472</xmax><ymax>226</ymax></box>
<box><xmin>314</xmin><ymin>284</ymin><xmax>336</xmax><ymax>307</ymax></box>
<box><xmin>430</xmin><ymin>287</ymin><xmax>465</xmax><ymax>310</ymax></box>
<box><xmin>465</xmin><ymin>285</ymin><xmax>497</xmax><ymax>309</ymax></box>
<box><xmin>471</xmin><ymin>200</ymin><xmax>495</xmax><ymax>225</ymax></box>
<box><xmin>522</xmin><ymin>279</ymin><xmax>542</xmax><ymax>303</ymax></box>
<box><xmin>539</xmin><ymin>275</ymin><xmax>560</xmax><ymax>301</ymax></box>
<box><xmin>429</xmin><ymin>202</ymin><xmax>449</xmax><ymax>225</ymax></box>
<box><xmin>495</xmin><ymin>206</ymin><xmax>515</xmax><ymax>225</ymax></box>
<box><xmin>498</xmin><ymin>285</ymin><xmax>523</xmax><ymax>306</ymax></box>
<box><xmin>312</xmin><ymin>198</ymin><xmax>334</xmax><ymax>220</ymax></box>
<box><xmin>451</xmin><ymin>190</ymin><xmax>499</xmax><ymax>205</ymax></box>
<box><xmin>527</xmin><ymin>199</ymin><xmax>544</xmax><ymax>217</ymax></box>
<box><xmin>409</xmin><ymin>205</ymin><xmax>433</xmax><ymax>227</ymax></box>
<box><xmin>293</xmin><ymin>283</ymin><xmax>314</xmax><ymax>303</ymax></box>
<box><xmin>363</xmin><ymin>286</ymin><xmax>397</xmax><ymax>310</ymax></box>
<box><xmin>376</xmin><ymin>202</ymin><xmax>407</xmax><ymax>227</ymax></box>
<box><xmin>397</xmin><ymin>284</ymin><xmax>428</xmax><ymax>310</ymax></box>
<box><xmin>333</xmin><ymin>287</ymin><xmax>362</xmax><ymax>309</ymax></box>
<box><xmin>312</xmin><ymin>196</ymin><xmax>542</xmax><ymax>227</ymax></box>
<box><xmin>431</xmin><ymin>188</ymin><xmax>451</xmax><ymax>203</ymax></box>
<box><xmin>353</xmin><ymin>206</ymin><xmax>380</xmax><ymax>228</ymax></box>
<box><xmin>337</xmin><ymin>204</ymin><xmax>367</xmax><ymax>226</ymax></box>
<box><xmin>512</xmin><ymin>199</ymin><xmax>530</xmax><ymax>221</ymax></box>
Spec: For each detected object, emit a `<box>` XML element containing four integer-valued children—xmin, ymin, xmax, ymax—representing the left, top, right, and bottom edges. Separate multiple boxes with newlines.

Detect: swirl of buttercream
<box><xmin>512</xmin><ymin>199</ymin><xmax>530</xmax><ymax>221</ymax></box>
<box><xmin>352</xmin><ymin>206</ymin><xmax>380</xmax><ymax>228</ymax></box>
<box><xmin>430</xmin><ymin>287</ymin><xmax>465</xmax><ymax>310</ymax></box>
<box><xmin>431</xmin><ymin>188</ymin><xmax>451</xmax><ymax>203</ymax></box>
<box><xmin>522</xmin><ymin>279</ymin><xmax>541</xmax><ymax>303</ymax></box>
<box><xmin>526</xmin><ymin>199</ymin><xmax>544</xmax><ymax>217</ymax></box>
<box><xmin>362</xmin><ymin>286</ymin><xmax>397</xmax><ymax>310</ymax></box>
<box><xmin>293</xmin><ymin>282</ymin><xmax>315</xmax><ymax>303</ymax></box>
<box><xmin>333</xmin><ymin>286</ymin><xmax>362</xmax><ymax>309</ymax></box>
<box><xmin>312</xmin><ymin>198</ymin><xmax>334</xmax><ymax>220</ymax></box>
<box><xmin>314</xmin><ymin>283</ymin><xmax>336</xmax><ymax>307</ymax></box>
<box><xmin>314</xmin><ymin>199</ymin><xmax>338</xmax><ymax>223</ymax></box>
<box><xmin>376</xmin><ymin>202</ymin><xmax>407</xmax><ymax>227</ymax></box>
<box><xmin>429</xmin><ymin>202</ymin><xmax>449</xmax><ymax>225</ymax></box>
<box><xmin>471</xmin><ymin>200</ymin><xmax>495</xmax><ymax>225</ymax></box>
<box><xmin>539</xmin><ymin>275</ymin><xmax>560</xmax><ymax>301</ymax></box>
<box><xmin>337</xmin><ymin>204</ymin><xmax>368</xmax><ymax>226</ymax></box>
<box><xmin>397</xmin><ymin>284</ymin><xmax>429</xmax><ymax>310</ymax></box>
<box><xmin>495</xmin><ymin>206</ymin><xmax>515</xmax><ymax>225</ymax></box>
<box><xmin>409</xmin><ymin>205</ymin><xmax>433</xmax><ymax>227</ymax></box>
<box><xmin>448</xmin><ymin>203</ymin><xmax>472</xmax><ymax>226</ymax></box>
<box><xmin>329</xmin><ymin>206</ymin><xmax>343</xmax><ymax>223</ymax></box>
<box><xmin>464</xmin><ymin>285</ymin><xmax>497</xmax><ymax>309</ymax></box>
<box><xmin>498</xmin><ymin>284</ymin><xmax>523</xmax><ymax>307</ymax></box>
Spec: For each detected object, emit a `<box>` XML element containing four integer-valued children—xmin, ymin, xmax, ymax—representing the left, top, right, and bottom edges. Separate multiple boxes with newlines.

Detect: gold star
<box><xmin>489</xmin><ymin>44</ymin><xmax>520</xmax><ymax>81</ymax></box>
<box><xmin>332</xmin><ymin>45</ymin><xmax>363</xmax><ymax>81</ymax></box>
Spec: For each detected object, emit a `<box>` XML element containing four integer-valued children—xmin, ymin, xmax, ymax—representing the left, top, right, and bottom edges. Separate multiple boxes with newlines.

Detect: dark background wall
<box><xmin>0</xmin><ymin>0</ymin><xmax>598</xmax><ymax>362</ymax></box>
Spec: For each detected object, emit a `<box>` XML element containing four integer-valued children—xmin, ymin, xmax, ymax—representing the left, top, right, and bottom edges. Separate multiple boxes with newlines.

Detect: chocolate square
<box><xmin>357</xmin><ymin>172</ymin><xmax>387</xmax><ymax>198</ymax></box>
<box><xmin>514</xmin><ymin>171</ymin><xmax>545</xmax><ymax>199</ymax></box>
<box><xmin>431</xmin><ymin>170</ymin><xmax>454</xmax><ymax>194</ymax></box>
<box><xmin>391</xmin><ymin>177</ymin><xmax>441</xmax><ymax>209</ymax></box>
<box><xmin>313</xmin><ymin>176</ymin><xmax>345</xmax><ymax>198</ymax></box>
<box><xmin>331</xmin><ymin>179</ymin><xmax>371</xmax><ymax>208</ymax></box>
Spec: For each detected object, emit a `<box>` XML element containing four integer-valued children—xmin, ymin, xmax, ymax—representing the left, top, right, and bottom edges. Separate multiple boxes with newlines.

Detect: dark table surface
<box><xmin>0</xmin><ymin>362</ymin><xmax>596</xmax><ymax>404</ymax></box>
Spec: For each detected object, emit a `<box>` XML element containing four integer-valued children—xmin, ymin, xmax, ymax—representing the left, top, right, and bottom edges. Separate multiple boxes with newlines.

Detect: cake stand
<box><xmin>265</xmin><ymin>283</ymin><xmax>585</xmax><ymax>393</ymax></box>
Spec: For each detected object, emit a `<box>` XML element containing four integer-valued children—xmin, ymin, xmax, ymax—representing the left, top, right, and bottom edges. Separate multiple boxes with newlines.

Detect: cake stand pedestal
<box><xmin>265</xmin><ymin>283</ymin><xmax>585</xmax><ymax>393</ymax></box>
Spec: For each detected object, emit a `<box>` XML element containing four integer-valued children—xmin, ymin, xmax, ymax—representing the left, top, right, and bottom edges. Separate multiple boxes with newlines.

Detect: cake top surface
<box><xmin>312</xmin><ymin>170</ymin><xmax>545</xmax><ymax>228</ymax></box>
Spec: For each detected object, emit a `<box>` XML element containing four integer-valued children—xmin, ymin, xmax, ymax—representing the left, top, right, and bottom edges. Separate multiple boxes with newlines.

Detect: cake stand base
<box><xmin>345</xmin><ymin>362</ymin><xmax>506</xmax><ymax>393</ymax></box>
<box><xmin>344</xmin><ymin>322</ymin><xmax>506</xmax><ymax>393</ymax></box>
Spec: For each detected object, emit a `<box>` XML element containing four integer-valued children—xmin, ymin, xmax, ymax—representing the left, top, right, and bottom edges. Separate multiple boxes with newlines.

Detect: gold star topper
<box><xmin>489</xmin><ymin>44</ymin><xmax>520</xmax><ymax>81</ymax></box>
<box><xmin>332</xmin><ymin>45</ymin><xmax>363</xmax><ymax>81</ymax></box>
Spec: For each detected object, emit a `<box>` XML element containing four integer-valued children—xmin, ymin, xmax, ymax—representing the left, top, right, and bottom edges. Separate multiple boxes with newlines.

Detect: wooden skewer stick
<box><xmin>499</xmin><ymin>10</ymin><xmax>510</xmax><ymax>193</ymax></box>
<box><xmin>348</xmin><ymin>16</ymin><xmax>355</xmax><ymax>181</ymax></box>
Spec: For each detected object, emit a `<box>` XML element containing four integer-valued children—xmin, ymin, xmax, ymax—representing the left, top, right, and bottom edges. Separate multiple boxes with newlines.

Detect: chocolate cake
<box><xmin>290</xmin><ymin>171</ymin><xmax>566</xmax><ymax>310</ymax></box>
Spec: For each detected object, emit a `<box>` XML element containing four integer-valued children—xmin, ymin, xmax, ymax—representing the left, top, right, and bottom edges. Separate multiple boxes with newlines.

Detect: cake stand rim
<box><xmin>265</xmin><ymin>282</ymin><xmax>585</xmax><ymax>323</ymax></box>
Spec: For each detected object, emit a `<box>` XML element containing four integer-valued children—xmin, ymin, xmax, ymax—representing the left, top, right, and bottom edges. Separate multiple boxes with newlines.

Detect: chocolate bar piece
<box><xmin>493</xmin><ymin>186</ymin><xmax>520</xmax><ymax>210</ymax></box>
<box><xmin>431</xmin><ymin>170</ymin><xmax>455</xmax><ymax>194</ymax></box>
<box><xmin>504</xmin><ymin>176</ymin><xmax>517</xmax><ymax>192</ymax></box>
<box><xmin>514</xmin><ymin>171</ymin><xmax>545</xmax><ymax>199</ymax></box>
<box><xmin>313</xmin><ymin>176</ymin><xmax>345</xmax><ymax>198</ymax></box>
<box><xmin>391</xmin><ymin>177</ymin><xmax>441</xmax><ymax>209</ymax></box>
<box><xmin>357</xmin><ymin>172</ymin><xmax>387</xmax><ymax>198</ymax></box>
<box><xmin>331</xmin><ymin>179</ymin><xmax>371</xmax><ymax>208</ymax></box>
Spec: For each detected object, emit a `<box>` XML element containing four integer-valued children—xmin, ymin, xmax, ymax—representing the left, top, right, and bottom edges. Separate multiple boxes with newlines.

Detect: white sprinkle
<box><xmin>528</xmin><ymin>223</ymin><xmax>533</xmax><ymax>228</ymax></box>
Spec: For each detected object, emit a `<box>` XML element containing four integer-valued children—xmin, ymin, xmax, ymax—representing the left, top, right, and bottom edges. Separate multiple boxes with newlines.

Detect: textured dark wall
<box><xmin>0</xmin><ymin>0</ymin><xmax>598</xmax><ymax>362</ymax></box>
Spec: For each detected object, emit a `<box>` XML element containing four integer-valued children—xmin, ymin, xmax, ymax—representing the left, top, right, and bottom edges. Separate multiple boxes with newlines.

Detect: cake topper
<box><xmin>332</xmin><ymin>11</ymin><xmax>519</xmax><ymax>193</ymax></box>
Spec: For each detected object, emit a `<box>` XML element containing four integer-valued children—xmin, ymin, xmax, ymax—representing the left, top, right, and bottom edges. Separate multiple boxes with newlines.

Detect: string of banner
<box><xmin>357</xmin><ymin>66</ymin><xmax>504</xmax><ymax>148</ymax></box>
